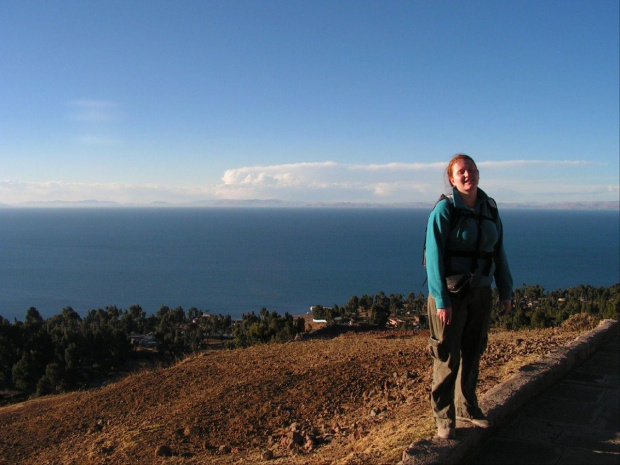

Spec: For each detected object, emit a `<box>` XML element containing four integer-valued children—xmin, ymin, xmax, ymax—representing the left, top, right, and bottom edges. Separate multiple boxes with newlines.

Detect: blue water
<box><xmin>0</xmin><ymin>208</ymin><xmax>618</xmax><ymax>322</ymax></box>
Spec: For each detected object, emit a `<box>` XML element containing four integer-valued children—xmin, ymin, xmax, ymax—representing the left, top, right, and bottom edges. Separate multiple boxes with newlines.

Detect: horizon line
<box><xmin>0</xmin><ymin>199</ymin><xmax>618</xmax><ymax>211</ymax></box>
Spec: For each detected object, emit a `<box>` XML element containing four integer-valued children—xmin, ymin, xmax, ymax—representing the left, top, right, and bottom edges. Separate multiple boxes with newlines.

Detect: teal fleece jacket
<box><xmin>425</xmin><ymin>187</ymin><xmax>513</xmax><ymax>309</ymax></box>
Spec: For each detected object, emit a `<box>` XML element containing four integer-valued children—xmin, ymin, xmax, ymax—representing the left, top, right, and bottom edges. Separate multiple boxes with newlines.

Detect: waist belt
<box><xmin>445</xmin><ymin>249</ymin><xmax>496</xmax><ymax>276</ymax></box>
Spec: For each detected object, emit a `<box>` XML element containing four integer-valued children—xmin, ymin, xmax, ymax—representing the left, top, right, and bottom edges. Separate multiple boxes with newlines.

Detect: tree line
<box><xmin>0</xmin><ymin>283</ymin><xmax>618</xmax><ymax>399</ymax></box>
<box><xmin>311</xmin><ymin>284</ymin><xmax>619</xmax><ymax>330</ymax></box>
<box><xmin>311</xmin><ymin>291</ymin><xmax>427</xmax><ymax>328</ymax></box>
<box><xmin>0</xmin><ymin>304</ymin><xmax>309</xmax><ymax>398</ymax></box>
<box><xmin>494</xmin><ymin>283</ymin><xmax>619</xmax><ymax>330</ymax></box>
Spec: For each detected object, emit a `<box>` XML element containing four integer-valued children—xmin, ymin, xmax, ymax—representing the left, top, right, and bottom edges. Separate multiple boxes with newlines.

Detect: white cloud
<box><xmin>221</xmin><ymin>161</ymin><xmax>442</xmax><ymax>188</ymax></box>
<box><xmin>218</xmin><ymin>159</ymin><xmax>617</xmax><ymax>204</ymax></box>
<box><xmin>222</xmin><ymin>161</ymin><xmax>341</xmax><ymax>187</ymax></box>
<box><xmin>69</xmin><ymin>100</ymin><xmax>119</xmax><ymax>123</ymax></box>
<box><xmin>68</xmin><ymin>99</ymin><xmax>121</xmax><ymax>146</ymax></box>
<box><xmin>0</xmin><ymin>180</ymin><xmax>218</xmax><ymax>205</ymax></box>
<box><xmin>483</xmin><ymin>178</ymin><xmax>620</xmax><ymax>199</ymax></box>
<box><xmin>349</xmin><ymin>162</ymin><xmax>446</xmax><ymax>171</ymax></box>
<box><xmin>219</xmin><ymin>161</ymin><xmax>424</xmax><ymax>202</ymax></box>
<box><xmin>477</xmin><ymin>159</ymin><xmax>601</xmax><ymax>169</ymax></box>
<box><xmin>1</xmin><ymin>159</ymin><xmax>617</xmax><ymax>206</ymax></box>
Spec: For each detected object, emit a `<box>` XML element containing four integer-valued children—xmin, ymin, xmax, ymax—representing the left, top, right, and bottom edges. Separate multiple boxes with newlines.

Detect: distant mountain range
<box><xmin>0</xmin><ymin>199</ymin><xmax>618</xmax><ymax>210</ymax></box>
<box><xmin>499</xmin><ymin>201</ymin><xmax>619</xmax><ymax>211</ymax></box>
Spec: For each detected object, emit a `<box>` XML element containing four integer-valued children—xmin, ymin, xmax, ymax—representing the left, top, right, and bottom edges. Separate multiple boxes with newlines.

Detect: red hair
<box><xmin>445</xmin><ymin>153</ymin><xmax>477</xmax><ymax>187</ymax></box>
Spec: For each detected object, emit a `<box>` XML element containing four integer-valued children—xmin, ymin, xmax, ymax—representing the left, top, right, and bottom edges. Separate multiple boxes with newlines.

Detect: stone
<box><xmin>154</xmin><ymin>445</ymin><xmax>173</xmax><ymax>457</ymax></box>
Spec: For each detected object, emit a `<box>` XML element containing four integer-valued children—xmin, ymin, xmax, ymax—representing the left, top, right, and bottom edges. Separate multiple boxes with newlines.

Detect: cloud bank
<box><xmin>1</xmin><ymin>159</ymin><xmax>617</xmax><ymax>206</ymax></box>
<box><xmin>217</xmin><ymin>161</ymin><xmax>440</xmax><ymax>202</ymax></box>
<box><xmin>0</xmin><ymin>180</ymin><xmax>218</xmax><ymax>205</ymax></box>
<box><xmin>217</xmin><ymin>159</ymin><xmax>615</xmax><ymax>203</ymax></box>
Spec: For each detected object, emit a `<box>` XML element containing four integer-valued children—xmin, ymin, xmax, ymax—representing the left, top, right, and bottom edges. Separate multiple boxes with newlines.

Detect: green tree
<box><xmin>12</xmin><ymin>353</ymin><xmax>41</xmax><ymax>393</ymax></box>
<box><xmin>389</xmin><ymin>293</ymin><xmax>404</xmax><ymax>315</ymax></box>
<box><xmin>155</xmin><ymin>306</ymin><xmax>188</xmax><ymax>356</ymax></box>
<box><xmin>369</xmin><ymin>292</ymin><xmax>390</xmax><ymax>327</ymax></box>
<box><xmin>359</xmin><ymin>294</ymin><xmax>373</xmax><ymax>310</ymax></box>
<box><xmin>25</xmin><ymin>307</ymin><xmax>44</xmax><ymax>328</ymax></box>
<box><xmin>406</xmin><ymin>292</ymin><xmax>427</xmax><ymax>315</ymax></box>
<box><xmin>121</xmin><ymin>305</ymin><xmax>147</xmax><ymax>334</ymax></box>
<box><xmin>345</xmin><ymin>295</ymin><xmax>359</xmax><ymax>317</ymax></box>
<box><xmin>232</xmin><ymin>309</ymin><xmax>305</xmax><ymax>348</ymax></box>
<box><xmin>36</xmin><ymin>362</ymin><xmax>64</xmax><ymax>397</ymax></box>
<box><xmin>0</xmin><ymin>318</ymin><xmax>22</xmax><ymax>388</ymax></box>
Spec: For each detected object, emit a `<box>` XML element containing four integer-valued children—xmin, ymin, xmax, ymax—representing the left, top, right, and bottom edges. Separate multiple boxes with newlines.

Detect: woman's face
<box><xmin>450</xmin><ymin>158</ymin><xmax>479</xmax><ymax>195</ymax></box>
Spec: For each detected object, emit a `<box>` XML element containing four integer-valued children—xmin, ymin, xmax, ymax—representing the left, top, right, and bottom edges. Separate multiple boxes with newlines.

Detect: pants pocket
<box><xmin>428</xmin><ymin>336</ymin><xmax>448</xmax><ymax>362</ymax></box>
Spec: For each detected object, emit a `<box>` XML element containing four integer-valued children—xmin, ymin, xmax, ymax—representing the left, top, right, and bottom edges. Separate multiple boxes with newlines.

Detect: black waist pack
<box><xmin>445</xmin><ymin>273</ymin><xmax>472</xmax><ymax>295</ymax></box>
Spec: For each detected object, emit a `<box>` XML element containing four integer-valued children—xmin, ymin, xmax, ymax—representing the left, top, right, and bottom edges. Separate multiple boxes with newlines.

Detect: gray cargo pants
<box><xmin>427</xmin><ymin>286</ymin><xmax>493</xmax><ymax>428</ymax></box>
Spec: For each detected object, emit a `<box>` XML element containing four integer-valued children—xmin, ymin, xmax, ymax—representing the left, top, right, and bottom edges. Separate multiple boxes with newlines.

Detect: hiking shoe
<box><xmin>456</xmin><ymin>415</ymin><xmax>490</xmax><ymax>428</ymax></box>
<box><xmin>436</xmin><ymin>425</ymin><xmax>456</xmax><ymax>439</ymax></box>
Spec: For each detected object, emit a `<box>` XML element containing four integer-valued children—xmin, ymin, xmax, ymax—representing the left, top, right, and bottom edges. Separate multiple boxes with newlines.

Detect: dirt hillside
<box><xmin>0</xmin><ymin>326</ymin><xmax>585</xmax><ymax>465</ymax></box>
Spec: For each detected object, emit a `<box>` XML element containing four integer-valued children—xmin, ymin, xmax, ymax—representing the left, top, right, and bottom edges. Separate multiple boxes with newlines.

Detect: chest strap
<box><xmin>445</xmin><ymin>213</ymin><xmax>495</xmax><ymax>276</ymax></box>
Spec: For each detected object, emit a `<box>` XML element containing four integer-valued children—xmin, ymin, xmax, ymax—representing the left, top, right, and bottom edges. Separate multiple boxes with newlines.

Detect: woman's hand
<box><xmin>499</xmin><ymin>299</ymin><xmax>512</xmax><ymax>316</ymax></box>
<box><xmin>437</xmin><ymin>307</ymin><xmax>452</xmax><ymax>325</ymax></box>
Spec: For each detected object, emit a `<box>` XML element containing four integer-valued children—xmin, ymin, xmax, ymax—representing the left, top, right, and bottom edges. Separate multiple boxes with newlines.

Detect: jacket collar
<box><xmin>451</xmin><ymin>187</ymin><xmax>489</xmax><ymax>210</ymax></box>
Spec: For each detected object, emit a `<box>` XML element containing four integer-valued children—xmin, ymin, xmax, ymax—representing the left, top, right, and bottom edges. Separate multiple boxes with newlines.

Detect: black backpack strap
<box><xmin>444</xmin><ymin>200</ymin><xmax>499</xmax><ymax>277</ymax></box>
<box><xmin>423</xmin><ymin>195</ymin><xmax>502</xmax><ymax>284</ymax></box>
<box><xmin>483</xmin><ymin>198</ymin><xmax>500</xmax><ymax>275</ymax></box>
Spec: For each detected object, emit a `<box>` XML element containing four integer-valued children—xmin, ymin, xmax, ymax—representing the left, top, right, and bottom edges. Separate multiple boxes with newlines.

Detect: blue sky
<box><xmin>1</xmin><ymin>0</ymin><xmax>618</xmax><ymax>206</ymax></box>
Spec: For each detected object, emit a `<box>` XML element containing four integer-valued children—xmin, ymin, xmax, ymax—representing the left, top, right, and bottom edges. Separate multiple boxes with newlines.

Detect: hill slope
<box><xmin>0</xmin><ymin>327</ymin><xmax>584</xmax><ymax>465</ymax></box>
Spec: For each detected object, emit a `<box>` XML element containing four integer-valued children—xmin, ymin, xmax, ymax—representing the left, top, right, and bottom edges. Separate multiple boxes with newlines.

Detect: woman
<box><xmin>425</xmin><ymin>153</ymin><xmax>513</xmax><ymax>439</ymax></box>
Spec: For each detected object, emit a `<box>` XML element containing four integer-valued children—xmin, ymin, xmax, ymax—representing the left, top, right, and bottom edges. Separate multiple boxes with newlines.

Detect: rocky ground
<box><xmin>0</xmin><ymin>323</ymin><xmax>592</xmax><ymax>465</ymax></box>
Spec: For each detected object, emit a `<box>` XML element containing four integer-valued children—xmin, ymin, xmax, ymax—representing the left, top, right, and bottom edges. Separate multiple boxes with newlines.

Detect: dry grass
<box><xmin>0</xmin><ymin>326</ymin><xmax>583</xmax><ymax>465</ymax></box>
